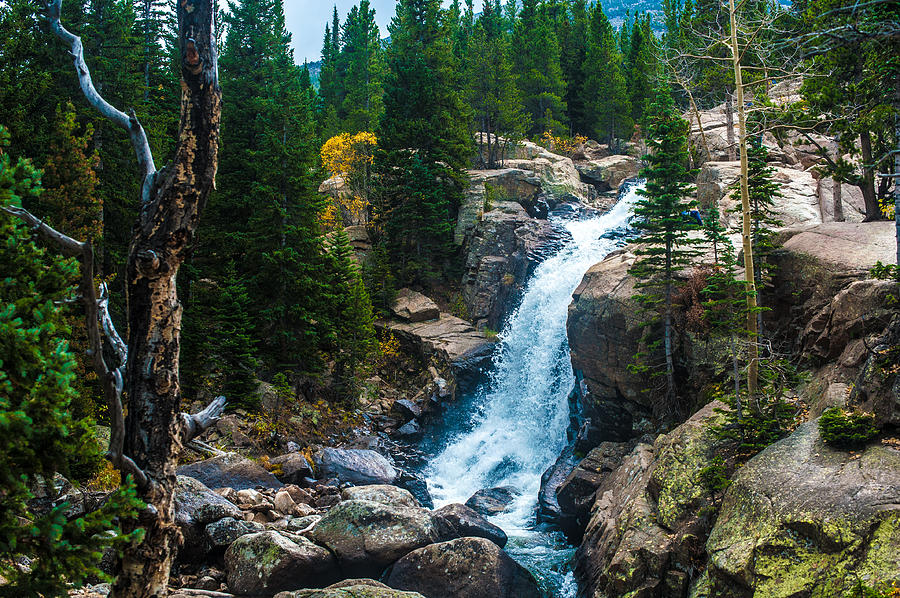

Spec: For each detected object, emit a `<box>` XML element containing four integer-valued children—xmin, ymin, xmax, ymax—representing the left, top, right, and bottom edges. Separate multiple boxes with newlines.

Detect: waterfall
<box><xmin>421</xmin><ymin>181</ymin><xmax>643</xmax><ymax>596</ymax></box>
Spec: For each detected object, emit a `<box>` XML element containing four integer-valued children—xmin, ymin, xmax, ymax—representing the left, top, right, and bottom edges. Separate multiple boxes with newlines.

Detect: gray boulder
<box><xmin>465</xmin><ymin>486</ymin><xmax>519</xmax><ymax>517</ymax></box>
<box><xmin>271</xmin><ymin>452</ymin><xmax>316</xmax><ymax>485</ymax></box>
<box><xmin>178</xmin><ymin>452</ymin><xmax>283</xmax><ymax>491</ymax></box>
<box><xmin>205</xmin><ymin>517</ymin><xmax>265</xmax><ymax>549</ymax></box>
<box><xmin>431</xmin><ymin>503</ymin><xmax>508</xmax><ymax>548</ymax></box>
<box><xmin>340</xmin><ymin>485</ymin><xmax>420</xmax><ymax>509</ymax></box>
<box><xmin>275</xmin><ymin>579</ymin><xmax>425</xmax><ymax>598</ymax></box>
<box><xmin>313</xmin><ymin>448</ymin><xmax>398</xmax><ymax>486</ymax></box>
<box><xmin>391</xmin><ymin>289</ymin><xmax>440</xmax><ymax>323</ymax></box>
<box><xmin>309</xmin><ymin>499</ymin><xmax>438</xmax><ymax>578</ymax></box>
<box><xmin>225</xmin><ymin>530</ymin><xmax>338</xmax><ymax>596</ymax></box>
<box><xmin>385</xmin><ymin>537</ymin><xmax>542</xmax><ymax>598</ymax></box>
<box><xmin>173</xmin><ymin>475</ymin><xmax>242</xmax><ymax>561</ymax></box>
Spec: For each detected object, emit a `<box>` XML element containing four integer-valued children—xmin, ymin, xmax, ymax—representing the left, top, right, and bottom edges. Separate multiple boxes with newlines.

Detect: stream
<box><xmin>416</xmin><ymin>181</ymin><xmax>642</xmax><ymax>597</ymax></box>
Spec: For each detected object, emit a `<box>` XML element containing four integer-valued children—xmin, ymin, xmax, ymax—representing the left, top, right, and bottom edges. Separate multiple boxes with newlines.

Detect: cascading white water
<box><xmin>423</xmin><ymin>181</ymin><xmax>643</xmax><ymax>596</ymax></box>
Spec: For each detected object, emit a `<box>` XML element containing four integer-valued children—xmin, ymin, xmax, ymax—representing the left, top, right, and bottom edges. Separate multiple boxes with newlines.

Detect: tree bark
<box><xmin>725</xmin><ymin>91</ymin><xmax>736</xmax><ymax>162</ymax></box>
<box><xmin>729</xmin><ymin>0</ymin><xmax>760</xmax><ymax>401</ymax></box>
<box><xmin>859</xmin><ymin>129</ymin><xmax>882</xmax><ymax>221</ymax></box>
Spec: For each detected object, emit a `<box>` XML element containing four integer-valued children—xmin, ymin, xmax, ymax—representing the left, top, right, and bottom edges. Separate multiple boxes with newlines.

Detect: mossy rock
<box><xmin>706</xmin><ymin>420</ymin><xmax>900</xmax><ymax>596</ymax></box>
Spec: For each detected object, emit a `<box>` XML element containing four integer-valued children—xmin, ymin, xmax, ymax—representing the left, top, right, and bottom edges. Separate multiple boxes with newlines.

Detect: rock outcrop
<box><xmin>705</xmin><ymin>420</ymin><xmax>900</xmax><ymax>596</ymax></box>
<box><xmin>575</xmin><ymin>402</ymin><xmax>730</xmax><ymax>598</ymax></box>
<box><xmin>385</xmin><ymin>537</ymin><xmax>543</xmax><ymax>598</ymax></box>
<box><xmin>567</xmin><ymin>249</ymin><xmax>651</xmax><ymax>440</ymax></box>
<box><xmin>309</xmin><ymin>499</ymin><xmax>439</xmax><ymax>578</ymax></box>
<box><xmin>391</xmin><ymin>289</ymin><xmax>440</xmax><ymax>323</ymax></box>
<box><xmin>574</xmin><ymin>154</ymin><xmax>641</xmax><ymax>193</ymax></box>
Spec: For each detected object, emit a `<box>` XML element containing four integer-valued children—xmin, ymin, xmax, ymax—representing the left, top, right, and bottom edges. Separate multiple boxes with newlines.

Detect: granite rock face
<box><xmin>706</xmin><ymin>420</ymin><xmax>900</xmax><ymax>596</ymax></box>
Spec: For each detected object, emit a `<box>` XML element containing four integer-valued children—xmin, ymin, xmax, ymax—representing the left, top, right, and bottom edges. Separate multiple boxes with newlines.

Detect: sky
<box><xmin>285</xmin><ymin>0</ymin><xmax>452</xmax><ymax>64</ymax></box>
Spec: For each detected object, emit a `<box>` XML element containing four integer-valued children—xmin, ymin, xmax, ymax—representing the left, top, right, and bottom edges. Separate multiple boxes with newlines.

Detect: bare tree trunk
<box><xmin>725</xmin><ymin>91</ymin><xmax>736</xmax><ymax>162</ymax></box>
<box><xmin>829</xmin><ymin>139</ymin><xmax>845</xmax><ymax>222</ymax></box>
<box><xmin>859</xmin><ymin>129</ymin><xmax>882</xmax><ymax>221</ymax></box>
<box><xmin>729</xmin><ymin>0</ymin><xmax>760</xmax><ymax>401</ymax></box>
<box><xmin>38</xmin><ymin>1</ymin><xmax>224</xmax><ymax>596</ymax></box>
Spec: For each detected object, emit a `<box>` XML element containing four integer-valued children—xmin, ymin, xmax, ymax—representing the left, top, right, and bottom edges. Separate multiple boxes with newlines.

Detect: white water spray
<box><xmin>423</xmin><ymin>182</ymin><xmax>643</xmax><ymax>596</ymax></box>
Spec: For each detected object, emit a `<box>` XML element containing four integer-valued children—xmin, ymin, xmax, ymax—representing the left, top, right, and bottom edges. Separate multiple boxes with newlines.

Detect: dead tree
<box><xmin>2</xmin><ymin>0</ymin><xmax>223</xmax><ymax>596</ymax></box>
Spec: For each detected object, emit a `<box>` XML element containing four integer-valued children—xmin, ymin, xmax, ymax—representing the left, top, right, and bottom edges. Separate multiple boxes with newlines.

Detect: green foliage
<box><xmin>819</xmin><ymin>407</ymin><xmax>879</xmax><ymax>448</ymax></box>
<box><xmin>375</xmin><ymin>0</ymin><xmax>471</xmax><ymax>287</ymax></box>
<box><xmin>511</xmin><ymin>0</ymin><xmax>568</xmax><ymax>135</ymax></box>
<box><xmin>870</xmin><ymin>261</ymin><xmax>899</xmax><ymax>281</ymax></box>
<box><xmin>582</xmin><ymin>2</ymin><xmax>631</xmax><ymax>144</ymax></box>
<box><xmin>698</xmin><ymin>456</ymin><xmax>731</xmax><ymax>494</ymax></box>
<box><xmin>0</xmin><ymin>127</ymin><xmax>142</xmax><ymax>595</ymax></box>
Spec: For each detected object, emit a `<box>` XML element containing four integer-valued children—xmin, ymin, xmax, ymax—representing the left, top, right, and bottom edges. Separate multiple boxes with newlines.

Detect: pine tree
<box><xmin>340</xmin><ymin>0</ymin><xmax>385</xmax><ymax>133</ymax></box>
<box><xmin>511</xmin><ymin>0</ymin><xmax>568</xmax><ymax>135</ymax></box>
<box><xmin>376</xmin><ymin>0</ymin><xmax>472</xmax><ymax>285</ymax></box>
<box><xmin>0</xmin><ymin>125</ymin><xmax>143</xmax><ymax>596</ymax></box>
<box><xmin>318</xmin><ymin>8</ymin><xmax>343</xmax><ymax>136</ymax></box>
<box><xmin>624</xmin><ymin>15</ymin><xmax>658</xmax><ymax>127</ymax></box>
<box><xmin>582</xmin><ymin>3</ymin><xmax>631</xmax><ymax>144</ymax></box>
<box><xmin>629</xmin><ymin>85</ymin><xmax>704</xmax><ymax>411</ymax></box>
<box><xmin>559</xmin><ymin>0</ymin><xmax>590</xmax><ymax>134</ymax></box>
<box><xmin>467</xmin><ymin>1</ymin><xmax>529</xmax><ymax>168</ymax></box>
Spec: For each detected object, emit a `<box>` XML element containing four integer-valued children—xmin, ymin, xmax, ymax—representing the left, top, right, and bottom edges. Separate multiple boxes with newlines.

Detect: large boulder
<box><xmin>173</xmin><ymin>475</ymin><xmax>243</xmax><ymax>561</ymax></box>
<box><xmin>225</xmin><ymin>530</ymin><xmax>338</xmax><ymax>596</ymax></box>
<box><xmin>276</xmin><ymin>579</ymin><xmax>425</xmax><ymax>598</ymax></box>
<box><xmin>575</xmin><ymin>402</ymin><xmax>730</xmax><ymax>598</ymax></box>
<box><xmin>465</xmin><ymin>486</ymin><xmax>519</xmax><ymax>517</ymax></box>
<box><xmin>340</xmin><ymin>485</ymin><xmax>420</xmax><ymax>509</ymax></box>
<box><xmin>849</xmin><ymin>315</ymin><xmax>900</xmax><ymax>428</ymax></box>
<box><xmin>309</xmin><ymin>499</ymin><xmax>438</xmax><ymax>578</ymax></box>
<box><xmin>706</xmin><ymin>420</ymin><xmax>900</xmax><ymax>596</ymax></box>
<box><xmin>178</xmin><ymin>452</ymin><xmax>283</xmax><ymax>491</ymax></box>
<box><xmin>536</xmin><ymin>446</ymin><xmax>578</xmax><ymax>532</ymax></box>
<box><xmin>431</xmin><ymin>503</ymin><xmax>508</xmax><ymax>548</ymax></box>
<box><xmin>205</xmin><ymin>517</ymin><xmax>265</xmax><ymax>550</ymax></box>
<box><xmin>391</xmin><ymin>289</ymin><xmax>440</xmax><ymax>323</ymax></box>
<box><xmin>385</xmin><ymin>537</ymin><xmax>542</xmax><ymax>598</ymax></box>
<box><xmin>313</xmin><ymin>448</ymin><xmax>398</xmax><ymax>486</ymax></box>
<box><xmin>574</xmin><ymin>154</ymin><xmax>641</xmax><ymax>192</ymax></box>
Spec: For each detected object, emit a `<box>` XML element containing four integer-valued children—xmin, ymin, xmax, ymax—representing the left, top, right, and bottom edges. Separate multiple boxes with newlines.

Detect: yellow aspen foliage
<box><xmin>540</xmin><ymin>131</ymin><xmax>588</xmax><ymax>157</ymax></box>
<box><xmin>320</xmin><ymin>132</ymin><xmax>378</xmax><ymax>229</ymax></box>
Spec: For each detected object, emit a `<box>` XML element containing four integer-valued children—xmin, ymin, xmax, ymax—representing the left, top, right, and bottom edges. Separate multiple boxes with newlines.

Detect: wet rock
<box><xmin>431</xmin><ymin>503</ymin><xmax>508</xmax><ymax>548</ymax></box>
<box><xmin>275</xmin><ymin>579</ymin><xmax>425</xmax><ymax>598</ymax></box>
<box><xmin>556</xmin><ymin>442</ymin><xmax>633</xmax><ymax>534</ymax></box>
<box><xmin>174</xmin><ymin>476</ymin><xmax>243</xmax><ymax>562</ymax></box>
<box><xmin>391</xmin><ymin>289</ymin><xmax>440</xmax><ymax>323</ymax></box>
<box><xmin>205</xmin><ymin>517</ymin><xmax>265</xmax><ymax>549</ymax></box>
<box><xmin>178</xmin><ymin>452</ymin><xmax>283</xmax><ymax>491</ymax></box>
<box><xmin>271</xmin><ymin>453</ymin><xmax>315</xmax><ymax>485</ymax></box>
<box><xmin>391</xmin><ymin>399</ymin><xmax>422</xmax><ymax>420</ymax></box>
<box><xmin>536</xmin><ymin>446</ymin><xmax>578</xmax><ymax>532</ymax></box>
<box><xmin>394</xmin><ymin>471</ymin><xmax>434</xmax><ymax>510</ymax></box>
<box><xmin>313</xmin><ymin>448</ymin><xmax>398</xmax><ymax>486</ymax></box>
<box><xmin>309</xmin><ymin>499</ymin><xmax>438</xmax><ymax>578</ymax></box>
<box><xmin>465</xmin><ymin>486</ymin><xmax>519</xmax><ymax>517</ymax></box>
<box><xmin>395</xmin><ymin>420</ymin><xmax>421</xmax><ymax>438</ymax></box>
<box><xmin>706</xmin><ymin>420</ymin><xmax>900</xmax><ymax>596</ymax></box>
<box><xmin>385</xmin><ymin>537</ymin><xmax>542</xmax><ymax>598</ymax></box>
<box><xmin>225</xmin><ymin>530</ymin><xmax>338</xmax><ymax>596</ymax></box>
<box><xmin>340</xmin><ymin>485</ymin><xmax>420</xmax><ymax>509</ymax></box>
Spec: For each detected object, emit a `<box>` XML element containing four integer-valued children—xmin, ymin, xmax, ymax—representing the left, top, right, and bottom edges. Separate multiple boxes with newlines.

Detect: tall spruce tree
<box><xmin>376</xmin><ymin>0</ymin><xmax>472</xmax><ymax>284</ymax></box>
<box><xmin>559</xmin><ymin>0</ymin><xmax>590</xmax><ymax>134</ymax></box>
<box><xmin>624</xmin><ymin>15</ymin><xmax>658</xmax><ymax>127</ymax></box>
<box><xmin>583</xmin><ymin>3</ymin><xmax>631</xmax><ymax>144</ymax></box>
<box><xmin>467</xmin><ymin>0</ymin><xmax>528</xmax><ymax>168</ymax></box>
<box><xmin>630</xmin><ymin>85</ymin><xmax>704</xmax><ymax>411</ymax></box>
<box><xmin>511</xmin><ymin>0</ymin><xmax>568</xmax><ymax>134</ymax></box>
<box><xmin>340</xmin><ymin>0</ymin><xmax>384</xmax><ymax>133</ymax></box>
